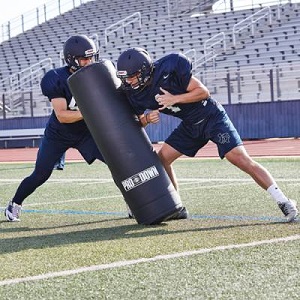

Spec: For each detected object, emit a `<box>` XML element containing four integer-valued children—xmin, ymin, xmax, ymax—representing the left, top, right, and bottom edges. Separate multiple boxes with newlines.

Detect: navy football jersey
<box><xmin>40</xmin><ymin>66</ymin><xmax>87</xmax><ymax>133</ymax></box>
<box><xmin>124</xmin><ymin>53</ymin><xmax>212</xmax><ymax>125</ymax></box>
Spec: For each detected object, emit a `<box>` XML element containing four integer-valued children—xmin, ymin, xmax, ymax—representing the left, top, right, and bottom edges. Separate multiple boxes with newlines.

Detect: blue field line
<box><xmin>0</xmin><ymin>207</ymin><xmax>286</xmax><ymax>222</ymax></box>
<box><xmin>191</xmin><ymin>214</ymin><xmax>285</xmax><ymax>222</ymax></box>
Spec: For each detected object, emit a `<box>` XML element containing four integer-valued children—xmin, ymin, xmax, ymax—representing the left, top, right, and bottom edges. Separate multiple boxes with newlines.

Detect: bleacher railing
<box><xmin>197</xmin><ymin>62</ymin><xmax>300</xmax><ymax>104</ymax></box>
<box><xmin>167</xmin><ymin>0</ymin><xmax>294</xmax><ymax>17</ymax></box>
<box><xmin>1</xmin><ymin>0</ymin><xmax>300</xmax><ymax>118</ymax></box>
<box><xmin>195</xmin><ymin>5</ymin><xmax>280</xmax><ymax>74</ymax></box>
<box><xmin>0</xmin><ymin>58</ymin><xmax>53</xmax><ymax>114</ymax></box>
<box><xmin>104</xmin><ymin>12</ymin><xmax>142</xmax><ymax>45</ymax></box>
<box><xmin>184</xmin><ymin>49</ymin><xmax>197</xmax><ymax>66</ymax></box>
<box><xmin>0</xmin><ymin>0</ymin><xmax>93</xmax><ymax>43</ymax></box>
<box><xmin>232</xmin><ymin>6</ymin><xmax>272</xmax><ymax>47</ymax></box>
<box><xmin>0</xmin><ymin>58</ymin><xmax>53</xmax><ymax>91</ymax></box>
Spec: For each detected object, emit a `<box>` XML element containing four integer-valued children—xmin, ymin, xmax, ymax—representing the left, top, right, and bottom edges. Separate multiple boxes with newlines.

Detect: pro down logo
<box><xmin>121</xmin><ymin>166</ymin><xmax>160</xmax><ymax>191</ymax></box>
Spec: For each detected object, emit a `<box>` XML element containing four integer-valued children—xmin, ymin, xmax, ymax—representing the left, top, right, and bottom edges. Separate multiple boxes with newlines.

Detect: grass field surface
<box><xmin>0</xmin><ymin>158</ymin><xmax>299</xmax><ymax>299</ymax></box>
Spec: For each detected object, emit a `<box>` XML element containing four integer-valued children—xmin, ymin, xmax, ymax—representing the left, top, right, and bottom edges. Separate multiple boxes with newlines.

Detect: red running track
<box><xmin>0</xmin><ymin>138</ymin><xmax>299</xmax><ymax>163</ymax></box>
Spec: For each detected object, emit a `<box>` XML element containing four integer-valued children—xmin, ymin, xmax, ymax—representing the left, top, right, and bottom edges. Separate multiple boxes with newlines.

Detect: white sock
<box><xmin>267</xmin><ymin>184</ymin><xmax>288</xmax><ymax>204</ymax></box>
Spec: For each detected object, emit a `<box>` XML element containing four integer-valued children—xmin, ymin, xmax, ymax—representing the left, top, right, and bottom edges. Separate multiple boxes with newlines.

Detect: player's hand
<box><xmin>155</xmin><ymin>88</ymin><xmax>176</xmax><ymax>110</ymax></box>
<box><xmin>146</xmin><ymin>110</ymin><xmax>160</xmax><ymax>124</ymax></box>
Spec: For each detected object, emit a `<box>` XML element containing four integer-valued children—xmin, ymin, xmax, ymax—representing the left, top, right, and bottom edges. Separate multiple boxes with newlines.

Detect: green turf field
<box><xmin>0</xmin><ymin>158</ymin><xmax>299</xmax><ymax>299</ymax></box>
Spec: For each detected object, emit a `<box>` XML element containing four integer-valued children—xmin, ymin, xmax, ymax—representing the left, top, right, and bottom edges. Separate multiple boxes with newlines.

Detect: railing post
<box><xmin>2</xmin><ymin>93</ymin><xmax>6</xmax><ymax>119</ymax></box>
<box><xmin>166</xmin><ymin>0</ymin><xmax>171</xmax><ymax>19</ymax></box>
<box><xmin>7</xmin><ymin>21</ymin><xmax>11</xmax><ymax>39</ymax></box>
<box><xmin>59</xmin><ymin>0</ymin><xmax>61</xmax><ymax>15</ymax></box>
<box><xmin>232</xmin><ymin>27</ymin><xmax>236</xmax><ymax>47</ymax></box>
<box><xmin>30</xmin><ymin>91</ymin><xmax>34</xmax><ymax>117</ymax></box>
<box><xmin>138</xmin><ymin>12</ymin><xmax>142</xmax><ymax>28</ymax></box>
<box><xmin>44</xmin><ymin>4</ymin><xmax>47</xmax><ymax>21</ymax></box>
<box><xmin>37</xmin><ymin>8</ymin><xmax>40</xmax><ymax>25</ymax></box>
<box><xmin>270</xmin><ymin>69</ymin><xmax>275</xmax><ymax>102</ymax></box>
<box><xmin>226</xmin><ymin>72</ymin><xmax>232</xmax><ymax>105</ymax></box>
<box><xmin>21</xmin><ymin>15</ymin><xmax>25</xmax><ymax>33</ymax></box>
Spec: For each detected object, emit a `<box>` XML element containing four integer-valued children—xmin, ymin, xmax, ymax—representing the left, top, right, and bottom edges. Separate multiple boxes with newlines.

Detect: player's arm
<box><xmin>51</xmin><ymin>97</ymin><xmax>83</xmax><ymax>123</ymax></box>
<box><xmin>156</xmin><ymin>76</ymin><xmax>210</xmax><ymax>110</ymax></box>
<box><xmin>138</xmin><ymin>110</ymin><xmax>160</xmax><ymax>127</ymax></box>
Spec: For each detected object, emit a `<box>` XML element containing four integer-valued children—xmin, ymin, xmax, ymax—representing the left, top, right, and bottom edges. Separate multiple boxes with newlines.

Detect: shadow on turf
<box><xmin>0</xmin><ymin>219</ymin><xmax>286</xmax><ymax>255</ymax></box>
<box><xmin>0</xmin><ymin>217</ymin><xmax>124</xmax><ymax>232</ymax></box>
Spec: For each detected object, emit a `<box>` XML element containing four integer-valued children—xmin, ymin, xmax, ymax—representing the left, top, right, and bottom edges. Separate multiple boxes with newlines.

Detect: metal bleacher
<box><xmin>1</xmin><ymin>0</ymin><xmax>300</xmax><ymax>117</ymax></box>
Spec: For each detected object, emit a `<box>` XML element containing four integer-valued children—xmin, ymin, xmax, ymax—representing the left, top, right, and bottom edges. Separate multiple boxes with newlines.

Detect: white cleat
<box><xmin>278</xmin><ymin>199</ymin><xmax>298</xmax><ymax>222</ymax></box>
<box><xmin>4</xmin><ymin>201</ymin><xmax>22</xmax><ymax>222</ymax></box>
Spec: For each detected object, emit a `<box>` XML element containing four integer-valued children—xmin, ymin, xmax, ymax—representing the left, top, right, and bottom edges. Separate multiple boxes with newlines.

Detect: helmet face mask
<box><xmin>116</xmin><ymin>48</ymin><xmax>153</xmax><ymax>91</ymax></box>
<box><xmin>63</xmin><ymin>35</ymin><xmax>99</xmax><ymax>72</ymax></box>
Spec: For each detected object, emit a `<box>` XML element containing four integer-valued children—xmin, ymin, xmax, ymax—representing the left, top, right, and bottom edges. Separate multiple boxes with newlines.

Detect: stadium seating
<box><xmin>0</xmin><ymin>0</ymin><xmax>299</xmax><ymax>115</ymax></box>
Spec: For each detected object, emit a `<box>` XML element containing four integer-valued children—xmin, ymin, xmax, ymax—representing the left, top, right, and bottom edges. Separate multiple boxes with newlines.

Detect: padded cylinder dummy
<box><xmin>68</xmin><ymin>61</ymin><xmax>183</xmax><ymax>225</ymax></box>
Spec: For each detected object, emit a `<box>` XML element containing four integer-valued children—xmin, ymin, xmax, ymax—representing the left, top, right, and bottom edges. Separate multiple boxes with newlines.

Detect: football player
<box><xmin>116</xmin><ymin>47</ymin><xmax>298</xmax><ymax>222</ymax></box>
<box><xmin>4</xmin><ymin>35</ymin><xmax>105</xmax><ymax>221</ymax></box>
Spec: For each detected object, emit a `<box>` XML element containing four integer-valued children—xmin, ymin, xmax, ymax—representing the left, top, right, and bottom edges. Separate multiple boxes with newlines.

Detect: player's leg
<box><xmin>156</xmin><ymin>143</ymin><xmax>188</xmax><ymax>220</ymax></box>
<box><xmin>157</xmin><ymin>143</ymin><xmax>181</xmax><ymax>191</ymax></box>
<box><xmin>162</xmin><ymin>121</ymin><xmax>209</xmax><ymax>191</ymax></box>
<box><xmin>225</xmin><ymin>145</ymin><xmax>273</xmax><ymax>190</ymax></box>
<box><xmin>5</xmin><ymin>138</ymin><xmax>66</xmax><ymax>222</ymax></box>
<box><xmin>54</xmin><ymin>152</ymin><xmax>66</xmax><ymax>170</ymax></box>
<box><xmin>225</xmin><ymin>146</ymin><xmax>298</xmax><ymax>221</ymax></box>
<box><xmin>211</xmin><ymin>109</ymin><xmax>298</xmax><ymax>222</ymax></box>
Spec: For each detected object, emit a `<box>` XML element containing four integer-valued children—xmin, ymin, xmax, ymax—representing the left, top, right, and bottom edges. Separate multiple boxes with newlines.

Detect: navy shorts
<box><xmin>165</xmin><ymin>100</ymin><xmax>243</xmax><ymax>159</ymax></box>
<box><xmin>35</xmin><ymin>125</ymin><xmax>105</xmax><ymax>171</ymax></box>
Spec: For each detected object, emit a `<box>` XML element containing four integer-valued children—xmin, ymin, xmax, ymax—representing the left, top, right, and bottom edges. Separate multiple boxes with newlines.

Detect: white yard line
<box><xmin>0</xmin><ymin>178</ymin><xmax>113</xmax><ymax>183</ymax></box>
<box><xmin>0</xmin><ymin>178</ymin><xmax>299</xmax><ymax>183</ymax></box>
<box><xmin>0</xmin><ymin>235</ymin><xmax>299</xmax><ymax>286</ymax></box>
<box><xmin>0</xmin><ymin>177</ymin><xmax>299</xmax><ymax>208</ymax></box>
